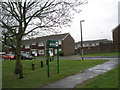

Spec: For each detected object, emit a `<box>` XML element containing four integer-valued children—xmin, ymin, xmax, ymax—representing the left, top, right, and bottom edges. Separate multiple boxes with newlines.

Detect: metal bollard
<box><xmin>50</xmin><ymin>58</ymin><xmax>51</xmax><ymax>62</ymax></box>
<box><xmin>46</xmin><ymin>60</ymin><xmax>48</xmax><ymax>65</ymax></box>
<box><xmin>32</xmin><ymin>63</ymin><xmax>35</xmax><ymax>71</ymax></box>
<box><xmin>41</xmin><ymin>61</ymin><xmax>43</xmax><ymax>68</ymax></box>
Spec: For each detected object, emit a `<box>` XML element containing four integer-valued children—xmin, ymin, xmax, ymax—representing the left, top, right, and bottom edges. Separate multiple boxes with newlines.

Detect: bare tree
<box><xmin>0</xmin><ymin>0</ymin><xmax>87</xmax><ymax>79</ymax></box>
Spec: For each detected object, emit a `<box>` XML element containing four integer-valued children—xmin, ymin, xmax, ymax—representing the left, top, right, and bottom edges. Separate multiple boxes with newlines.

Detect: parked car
<box><xmin>21</xmin><ymin>53</ymin><xmax>33</xmax><ymax>60</ymax></box>
<box><xmin>2</xmin><ymin>54</ymin><xmax>15</xmax><ymax>60</ymax></box>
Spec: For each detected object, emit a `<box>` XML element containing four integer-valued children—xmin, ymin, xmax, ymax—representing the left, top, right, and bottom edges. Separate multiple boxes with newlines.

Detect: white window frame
<box><xmin>96</xmin><ymin>43</ymin><xmax>99</xmax><ymax>45</ymax></box>
<box><xmin>58</xmin><ymin>40</ymin><xmax>62</xmax><ymax>45</ymax></box>
<box><xmin>32</xmin><ymin>43</ymin><xmax>36</xmax><ymax>45</ymax></box>
<box><xmin>38</xmin><ymin>50</ymin><xmax>44</xmax><ymax>54</ymax></box>
<box><xmin>25</xmin><ymin>44</ymin><xmax>30</xmax><ymax>49</ymax></box>
<box><xmin>38</xmin><ymin>42</ymin><xmax>44</xmax><ymax>46</ymax></box>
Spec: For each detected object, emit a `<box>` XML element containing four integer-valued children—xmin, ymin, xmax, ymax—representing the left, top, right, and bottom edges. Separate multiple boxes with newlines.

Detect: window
<box><xmin>83</xmin><ymin>44</ymin><xmax>86</xmax><ymax>47</ymax></box>
<box><xmin>32</xmin><ymin>43</ymin><xmax>36</xmax><ymax>45</ymax></box>
<box><xmin>89</xmin><ymin>44</ymin><xmax>92</xmax><ymax>46</ymax></box>
<box><xmin>77</xmin><ymin>44</ymin><xmax>80</xmax><ymax>48</ymax></box>
<box><xmin>59</xmin><ymin>49</ymin><xmax>62</xmax><ymax>51</ymax></box>
<box><xmin>96</xmin><ymin>43</ymin><xmax>99</xmax><ymax>45</ymax></box>
<box><xmin>25</xmin><ymin>45</ymin><xmax>30</xmax><ymax>49</ymax></box>
<box><xmin>92</xmin><ymin>43</ymin><xmax>95</xmax><ymax>46</ymax></box>
<box><xmin>21</xmin><ymin>45</ymin><xmax>24</xmax><ymax>48</ymax></box>
<box><xmin>86</xmin><ymin>44</ymin><xmax>89</xmax><ymax>47</ymax></box>
<box><xmin>55</xmin><ymin>49</ymin><xmax>57</xmax><ymax>54</ymax></box>
<box><xmin>75</xmin><ymin>46</ymin><xmax>77</xmax><ymax>49</ymax></box>
<box><xmin>38</xmin><ymin>50</ymin><xmax>44</xmax><ymax>54</ymax></box>
<box><xmin>58</xmin><ymin>40</ymin><xmax>62</xmax><ymax>45</ymax></box>
<box><xmin>38</xmin><ymin>42</ymin><xmax>44</xmax><ymax>46</ymax></box>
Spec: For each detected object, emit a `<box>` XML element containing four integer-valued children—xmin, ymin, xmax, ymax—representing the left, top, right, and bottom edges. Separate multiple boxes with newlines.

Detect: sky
<box><xmin>60</xmin><ymin>0</ymin><xmax>119</xmax><ymax>42</ymax></box>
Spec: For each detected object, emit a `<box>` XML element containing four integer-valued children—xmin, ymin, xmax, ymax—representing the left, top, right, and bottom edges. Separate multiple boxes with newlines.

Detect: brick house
<box><xmin>21</xmin><ymin>33</ymin><xmax>75</xmax><ymax>56</ymax></box>
<box><xmin>75</xmin><ymin>39</ymin><xmax>113</xmax><ymax>54</ymax></box>
<box><xmin>112</xmin><ymin>24</ymin><xmax>120</xmax><ymax>45</ymax></box>
<box><xmin>112</xmin><ymin>24</ymin><xmax>120</xmax><ymax>51</ymax></box>
<box><xmin>75</xmin><ymin>39</ymin><xmax>112</xmax><ymax>49</ymax></box>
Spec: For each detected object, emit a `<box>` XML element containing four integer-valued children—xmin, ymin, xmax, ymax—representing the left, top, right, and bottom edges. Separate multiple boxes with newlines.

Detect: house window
<box><xmin>77</xmin><ymin>44</ymin><xmax>80</xmax><ymax>48</ymax></box>
<box><xmin>25</xmin><ymin>45</ymin><xmax>30</xmax><ymax>49</ymax></box>
<box><xmin>83</xmin><ymin>44</ymin><xmax>86</xmax><ymax>47</ymax></box>
<box><xmin>32</xmin><ymin>43</ymin><xmax>36</xmax><ymax>45</ymax></box>
<box><xmin>59</xmin><ymin>49</ymin><xmax>62</xmax><ymax>51</ymax></box>
<box><xmin>38</xmin><ymin>50</ymin><xmax>44</xmax><ymax>54</ymax></box>
<box><xmin>86</xmin><ymin>44</ymin><xmax>89</xmax><ymax>47</ymax></box>
<box><xmin>92</xmin><ymin>43</ymin><xmax>95</xmax><ymax>46</ymax></box>
<box><xmin>96</xmin><ymin>43</ymin><xmax>99</xmax><ymax>45</ymax></box>
<box><xmin>55</xmin><ymin>49</ymin><xmax>57</xmax><ymax>54</ymax></box>
<box><xmin>75</xmin><ymin>46</ymin><xmax>77</xmax><ymax>49</ymax></box>
<box><xmin>21</xmin><ymin>45</ymin><xmax>24</xmax><ymax>48</ymax></box>
<box><xmin>89</xmin><ymin>44</ymin><xmax>92</xmax><ymax>46</ymax></box>
<box><xmin>38</xmin><ymin>42</ymin><xmax>44</xmax><ymax>46</ymax></box>
<box><xmin>58</xmin><ymin>40</ymin><xmax>62</xmax><ymax>45</ymax></box>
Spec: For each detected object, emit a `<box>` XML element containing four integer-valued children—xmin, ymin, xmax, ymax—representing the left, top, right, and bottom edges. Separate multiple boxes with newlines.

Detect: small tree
<box><xmin>0</xmin><ymin>0</ymin><xmax>87</xmax><ymax>79</ymax></box>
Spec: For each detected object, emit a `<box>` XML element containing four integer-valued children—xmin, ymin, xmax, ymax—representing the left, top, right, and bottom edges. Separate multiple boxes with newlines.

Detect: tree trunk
<box><xmin>14</xmin><ymin>37</ymin><xmax>24</xmax><ymax>79</ymax></box>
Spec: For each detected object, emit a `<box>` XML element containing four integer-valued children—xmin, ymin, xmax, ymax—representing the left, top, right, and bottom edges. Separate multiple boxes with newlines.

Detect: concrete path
<box><xmin>41</xmin><ymin>58</ymin><xmax>118</xmax><ymax>88</ymax></box>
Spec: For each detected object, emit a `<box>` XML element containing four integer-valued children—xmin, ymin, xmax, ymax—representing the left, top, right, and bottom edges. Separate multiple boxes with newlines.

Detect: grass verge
<box><xmin>76</xmin><ymin>64</ymin><xmax>119</xmax><ymax>88</ymax></box>
<box><xmin>2</xmin><ymin>59</ymin><xmax>107</xmax><ymax>88</ymax></box>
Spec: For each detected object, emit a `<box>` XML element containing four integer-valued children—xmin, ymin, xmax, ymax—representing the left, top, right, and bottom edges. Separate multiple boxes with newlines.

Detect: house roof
<box><xmin>22</xmin><ymin>33</ymin><xmax>69</xmax><ymax>45</ymax></box>
<box><xmin>112</xmin><ymin>24</ymin><xmax>120</xmax><ymax>32</ymax></box>
<box><xmin>75</xmin><ymin>39</ymin><xmax>112</xmax><ymax>45</ymax></box>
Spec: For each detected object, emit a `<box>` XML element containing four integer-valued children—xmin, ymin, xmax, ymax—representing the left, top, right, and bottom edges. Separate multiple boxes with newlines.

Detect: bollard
<box><xmin>41</xmin><ymin>61</ymin><xmax>43</xmax><ymax>68</ymax></box>
<box><xmin>50</xmin><ymin>57</ymin><xmax>51</xmax><ymax>62</ymax></box>
<box><xmin>32</xmin><ymin>63</ymin><xmax>35</xmax><ymax>71</ymax></box>
<box><xmin>46</xmin><ymin>60</ymin><xmax>48</xmax><ymax>65</ymax></box>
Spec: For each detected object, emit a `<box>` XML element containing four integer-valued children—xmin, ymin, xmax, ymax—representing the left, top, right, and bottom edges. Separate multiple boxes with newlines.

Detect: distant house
<box><xmin>21</xmin><ymin>33</ymin><xmax>75</xmax><ymax>56</ymax></box>
<box><xmin>75</xmin><ymin>39</ymin><xmax>112</xmax><ymax>49</ymax></box>
<box><xmin>75</xmin><ymin>39</ymin><xmax>113</xmax><ymax>54</ymax></box>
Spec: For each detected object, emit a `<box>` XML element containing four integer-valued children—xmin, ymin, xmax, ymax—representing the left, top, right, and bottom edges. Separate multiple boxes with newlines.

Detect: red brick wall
<box><xmin>112</xmin><ymin>25</ymin><xmax>120</xmax><ymax>52</ymax></box>
<box><xmin>113</xmin><ymin>26</ymin><xmax>119</xmax><ymax>45</ymax></box>
<box><xmin>62</xmin><ymin>34</ymin><xmax>75</xmax><ymax>55</ymax></box>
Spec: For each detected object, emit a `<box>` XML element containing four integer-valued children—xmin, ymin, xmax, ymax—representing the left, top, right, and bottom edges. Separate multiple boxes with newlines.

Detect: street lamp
<box><xmin>80</xmin><ymin>20</ymin><xmax>85</xmax><ymax>60</ymax></box>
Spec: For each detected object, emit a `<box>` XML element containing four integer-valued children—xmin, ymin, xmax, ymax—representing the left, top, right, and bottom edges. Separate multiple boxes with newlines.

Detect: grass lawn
<box><xmin>82</xmin><ymin>52</ymin><xmax>119</xmax><ymax>57</ymax></box>
<box><xmin>2</xmin><ymin>59</ymin><xmax>107</xmax><ymax>88</ymax></box>
<box><xmin>76</xmin><ymin>64</ymin><xmax>119</xmax><ymax>88</ymax></box>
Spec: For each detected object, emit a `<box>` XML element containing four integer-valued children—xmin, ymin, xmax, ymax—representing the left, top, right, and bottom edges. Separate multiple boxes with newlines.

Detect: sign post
<box><xmin>46</xmin><ymin>39</ymin><xmax>59</xmax><ymax>77</ymax></box>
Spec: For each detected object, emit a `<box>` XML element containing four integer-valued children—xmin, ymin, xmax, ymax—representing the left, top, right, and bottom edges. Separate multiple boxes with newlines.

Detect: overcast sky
<box><xmin>61</xmin><ymin>0</ymin><xmax>119</xmax><ymax>42</ymax></box>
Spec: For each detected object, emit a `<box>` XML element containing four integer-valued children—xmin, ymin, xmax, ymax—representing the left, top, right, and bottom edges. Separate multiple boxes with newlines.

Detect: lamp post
<box><xmin>80</xmin><ymin>20</ymin><xmax>85</xmax><ymax>60</ymax></box>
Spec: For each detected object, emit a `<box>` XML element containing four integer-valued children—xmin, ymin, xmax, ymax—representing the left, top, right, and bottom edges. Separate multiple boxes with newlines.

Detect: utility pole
<box><xmin>80</xmin><ymin>20</ymin><xmax>85</xmax><ymax>60</ymax></box>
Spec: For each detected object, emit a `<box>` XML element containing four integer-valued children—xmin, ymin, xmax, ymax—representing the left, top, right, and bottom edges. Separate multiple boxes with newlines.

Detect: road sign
<box><xmin>46</xmin><ymin>39</ymin><xmax>60</xmax><ymax>77</ymax></box>
<box><xmin>47</xmin><ymin>39</ymin><xmax>59</xmax><ymax>48</ymax></box>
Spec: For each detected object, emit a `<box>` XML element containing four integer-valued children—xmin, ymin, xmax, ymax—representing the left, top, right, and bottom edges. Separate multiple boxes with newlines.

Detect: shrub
<box><xmin>59</xmin><ymin>50</ymin><xmax>64</xmax><ymax>56</ymax></box>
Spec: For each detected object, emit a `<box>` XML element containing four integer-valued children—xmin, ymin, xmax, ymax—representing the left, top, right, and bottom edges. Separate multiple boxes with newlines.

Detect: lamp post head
<box><xmin>80</xmin><ymin>20</ymin><xmax>85</xmax><ymax>23</ymax></box>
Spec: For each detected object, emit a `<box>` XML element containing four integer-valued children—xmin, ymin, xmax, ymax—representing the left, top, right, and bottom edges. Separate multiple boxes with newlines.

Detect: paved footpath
<box><xmin>40</xmin><ymin>58</ymin><xmax>118</xmax><ymax>88</ymax></box>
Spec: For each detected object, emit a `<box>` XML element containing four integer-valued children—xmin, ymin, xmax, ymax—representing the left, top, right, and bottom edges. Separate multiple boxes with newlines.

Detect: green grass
<box><xmin>2</xmin><ymin>59</ymin><xmax>107</xmax><ymax>88</ymax></box>
<box><xmin>76</xmin><ymin>64</ymin><xmax>119</xmax><ymax>88</ymax></box>
<box><xmin>82</xmin><ymin>52</ymin><xmax>119</xmax><ymax>57</ymax></box>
